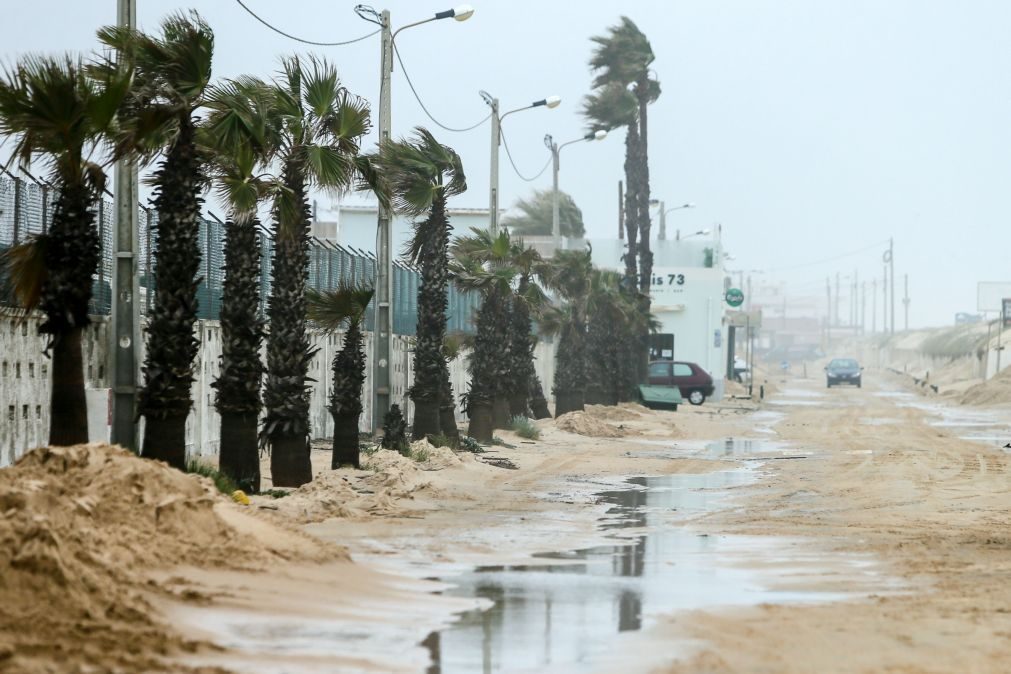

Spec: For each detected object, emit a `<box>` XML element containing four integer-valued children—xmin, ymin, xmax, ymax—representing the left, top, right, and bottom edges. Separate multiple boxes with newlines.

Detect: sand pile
<box><xmin>555</xmin><ymin>411</ymin><xmax>629</xmax><ymax>438</ymax></box>
<box><xmin>585</xmin><ymin>404</ymin><xmax>642</xmax><ymax>421</ymax></box>
<box><xmin>0</xmin><ymin>442</ymin><xmax>338</xmax><ymax>672</ymax></box>
<box><xmin>272</xmin><ymin>444</ymin><xmax>468</xmax><ymax>524</ymax></box>
<box><xmin>959</xmin><ymin>367</ymin><xmax>1011</xmax><ymax>405</ymax></box>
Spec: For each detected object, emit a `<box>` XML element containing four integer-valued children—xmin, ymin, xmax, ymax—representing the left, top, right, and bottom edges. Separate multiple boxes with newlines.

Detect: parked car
<box><xmin>647</xmin><ymin>360</ymin><xmax>715</xmax><ymax>405</ymax></box>
<box><xmin>825</xmin><ymin>358</ymin><xmax>863</xmax><ymax>388</ymax></box>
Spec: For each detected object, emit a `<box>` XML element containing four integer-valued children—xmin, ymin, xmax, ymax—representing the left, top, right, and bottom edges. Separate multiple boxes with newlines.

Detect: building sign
<box><xmin>727</xmin><ymin>310</ymin><xmax>762</xmax><ymax>328</ymax></box>
<box><xmin>648</xmin><ymin>267</ymin><xmax>725</xmax><ymax>304</ymax></box>
<box><xmin>725</xmin><ymin>288</ymin><xmax>744</xmax><ymax>307</ymax></box>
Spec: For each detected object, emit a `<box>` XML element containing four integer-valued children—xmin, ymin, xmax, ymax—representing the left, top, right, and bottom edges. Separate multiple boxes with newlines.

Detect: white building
<box><xmin>317</xmin><ymin>203</ymin><xmax>493</xmax><ymax>254</ymax></box>
<box><xmin>563</xmin><ymin>232</ymin><xmax>728</xmax><ymax>400</ymax></box>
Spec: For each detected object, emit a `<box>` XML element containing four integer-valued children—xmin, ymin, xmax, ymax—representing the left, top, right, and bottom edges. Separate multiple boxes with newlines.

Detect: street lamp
<box><xmin>544</xmin><ymin>129</ymin><xmax>607</xmax><ymax>248</ymax></box>
<box><xmin>648</xmin><ymin>200</ymin><xmax>695</xmax><ymax>240</ymax></box>
<box><xmin>679</xmin><ymin>228</ymin><xmax>710</xmax><ymax>241</ymax></box>
<box><xmin>356</xmin><ymin>3</ymin><xmax>474</xmax><ymax>432</ymax></box>
<box><xmin>481</xmin><ymin>91</ymin><xmax>561</xmax><ymax>234</ymax></box>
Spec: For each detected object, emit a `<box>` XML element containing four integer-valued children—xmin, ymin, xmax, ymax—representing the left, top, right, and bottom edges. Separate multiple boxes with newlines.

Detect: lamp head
<box><xmin>434</xmin><ymin>4</ymin><xmax>475</xmax><ymax>21</ymax></box>
<box><xmin>593</xmin><ymin>129</ymin><xmax>607</xmax><ymax>141</ymax></box>
<box><xmin>534</xmin><ymin>95</ymin><xmax>562</xmax><ymax>109</ymax></box>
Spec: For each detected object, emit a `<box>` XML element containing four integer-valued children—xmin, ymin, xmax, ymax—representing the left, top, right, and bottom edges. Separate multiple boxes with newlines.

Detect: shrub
<box><xmin>186</xmin><ymin>461</ymin><xmax>238</xmax><ymax>496</ymax></box>
<box><xmin>510</xmin><ymin>416</ymin><xmax>541</xmax><ymax>440</ymax></box>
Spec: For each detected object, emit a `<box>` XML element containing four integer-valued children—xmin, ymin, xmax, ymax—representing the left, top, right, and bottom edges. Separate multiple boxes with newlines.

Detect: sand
<box><xmin>0</xmin><ymin>443</ymin><xmax>341</xmax><ymax>673</ymax></box>
<box><xmin>8</xmin><ymin>368</ymin><xmax>1011</xmax><ymax>673</ymax></box>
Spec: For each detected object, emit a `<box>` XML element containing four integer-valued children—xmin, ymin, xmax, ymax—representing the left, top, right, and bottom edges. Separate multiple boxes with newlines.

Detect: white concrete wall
<box><xmin>1</xmin><ymin>308</ymin><xmax>557</xmax><ymax>466</ymax></box>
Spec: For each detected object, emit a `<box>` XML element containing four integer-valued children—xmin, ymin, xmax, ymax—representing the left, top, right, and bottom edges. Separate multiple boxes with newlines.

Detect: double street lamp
<box><xmin>481</xmin><ymin>91</ymin><xmax>561</xmax><ymax>234</ymax></box>
<box><xmin>356</xmin><ymin>3</ymin><xmax>474</xmax><ymax>431</ymax></box>
<box><xmin>648</xmin><ymin>199</ymin><xmax>696</xmax><ymax>240</ymax></box>
<box><xmin>544</xmin><ymin>129</ymin><xmax>607</xmax><ymax>247</ymax></box>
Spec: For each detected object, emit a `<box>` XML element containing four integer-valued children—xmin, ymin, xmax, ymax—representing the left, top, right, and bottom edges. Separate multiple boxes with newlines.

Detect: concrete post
<box><xmin>371</xmin><ymin>9</ymin><xmax>393</xmax><ymax>432</ymax></box>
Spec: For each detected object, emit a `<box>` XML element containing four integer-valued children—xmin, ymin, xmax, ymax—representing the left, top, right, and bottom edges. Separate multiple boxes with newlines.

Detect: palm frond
<box><xmin>0</xmin><ymin>237</ymin><xmax>48</xmax><ymax>317</ymax></box>
<box><xmin>307</xmin><ymin>281</ymin><xmax>374</xmax><ymax>331</ymax></box>
<box><xmin>370</xmin><ymin>126</ymin><xmax>467</xmax><ymax>218</ymax></box>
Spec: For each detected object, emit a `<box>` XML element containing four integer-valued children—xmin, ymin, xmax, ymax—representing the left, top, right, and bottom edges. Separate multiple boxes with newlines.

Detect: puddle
<box><xmin>427</xmin><ymin>469</ymin><xmax>886</xmax><ymax>673</ymax></box>
<box><xmin>859</xmin><ymin>417</ymin><xmax>900</xmax><ymax>426</ymax></box>
<box><xmin>703</xmin><ymin>438</ymin><xmax>808</xmax><ymax>459</ymax></box>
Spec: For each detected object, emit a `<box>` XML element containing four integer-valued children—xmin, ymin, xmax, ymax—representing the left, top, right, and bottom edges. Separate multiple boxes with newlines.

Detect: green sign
<box><xmin>725</xmin><ymin>288</ymin><xmax>744</xmax><ymax>307</ymax></box>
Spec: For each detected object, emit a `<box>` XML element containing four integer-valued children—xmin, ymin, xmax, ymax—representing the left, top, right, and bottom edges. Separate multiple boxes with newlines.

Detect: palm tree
<box><xmin>506</xmin><ymin>236</ymin><xmax>545</xmax><ymax>417</ymax></box>
<box><xmin>307</xmin><ymin>282</ymin><xmax>374</xmax><ymax>469</ymax></box>
<box><xmin>501</xmin><ymin>188</ymin><xmax>585</xmax><ymax>238</ymax></box>
<box><xmin>260</xmin><ymin>56</ymin><xmax>372</xmax><ymax>487</ymax></box>
<box><xmin>585</xmin><ymin>17</ymin><xmax>661</xmax><ymax>382</ymax></box>
<box><xmin>369</xmin><ymin>127</ymin><xmax>466</xmax><ymax>441</ymax></box>
<box><xmin>0</xmin><ymin>55</ymin><xmax>126</xmax><ymax>446</ymax></box>
<box><xmin>97</xmin><ymin>13</ymin><xmax>214</xmax><ymax>469</ymax></box>
<box><xmin>538</xmin><ymin>248</ymin><xmax>593</xmax><ymax>416</ymax></box>
<box><xmin>203</xmin><ymin>77</ymin><xmax>273</xmax><ymax>492</ymax></box>
<box><xmin>452</xmin><ymin>228</ymin><xmax>519</xmax><ymax>431</ymax></box>
<box><xmin>582</xmin><ymin>82</ymin><xmax>638</xmax><ymax>288</ymax></box>
<box><xmin>585</xmin><ymin>269</ymin><xmax>640</xmax><ymax>405</ymax></box>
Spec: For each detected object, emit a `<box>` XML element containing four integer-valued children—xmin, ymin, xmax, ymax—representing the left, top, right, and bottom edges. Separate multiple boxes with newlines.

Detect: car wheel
<box><xmin>827</xmin><ymin>379</ymin><xmax>833</xmax><ymax>388</ymax></box>
<box><xmin>856</xmin><ymin>379</ymin><xmax>862</xmax><ymax>388</ymax></box>
<box><xmin>688</xmin><ymin>390</ymin><xmax>706</xmax><ymax>405</ymax></box>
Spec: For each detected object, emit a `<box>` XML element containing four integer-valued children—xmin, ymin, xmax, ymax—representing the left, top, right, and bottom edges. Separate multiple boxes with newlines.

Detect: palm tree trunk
<box><xmin>331</xmin><ymin>412</ymin><xmax>360</xmax><ymax>469</ymax></box>
<box><xmin>467</xmin><ymin>402</ymin><xmax>494</xmax><ymax>443</ymax></box>
<box><xmin>139</xmin><ymin>118</ymin><xmax>202</xmax><ymax>468</ymax></box>
<box><xmin>270</xmin><ymin>435</ymin><xmax>312</xmax><ymax>487</ymax></box>
<box><xmin>529</xmin><ymin>375</ymin><xmax>552</xmax><ymax>420</ymax></box>
<box><xmin>48</xmin><ymin>327</ymin><xmax>88</xmax><ymax>446</ymax></box>
<box><xmin>411</xmin><ymin>195</ymin><xmax>450</xmax><ymax>439</ymax></box>
<box><xmin>439</xmin><ymin>361</ymin><xmax>460</xmax><ymax>444</ymax></box>
<box><xmin>263</xmin><ymin>158</ymin><xmax>313</xmax><ymax>487</ymax></box>
<box><xmin>622</xmin><ymin>121</ymin><xmax>640</xmax><ymax>289</ymax></box>
<box><xmin>414</xmin><ymin>400</ymin><xmax>441</xmax><ymax>440</ymax></box>
<box><xmin>492</xmin><ymin>397</ymin><xmax>511</xmax><ymax>428</ymax></box>
<box><xmin>143</xmin><ymin>413</ymin><xmax>188</xmax><ymax>469</ymax></box>
<box><xmin>219</xmin><ymin>412</ymin><xmax>260</xmax><ymax>492</ymax></box>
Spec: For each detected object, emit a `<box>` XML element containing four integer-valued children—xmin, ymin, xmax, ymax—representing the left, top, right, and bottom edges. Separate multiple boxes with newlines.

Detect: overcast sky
<box><xmin>3</xmin><ymin>0</ymin><xmax>1010</xmax><ymax>328</ymax></box>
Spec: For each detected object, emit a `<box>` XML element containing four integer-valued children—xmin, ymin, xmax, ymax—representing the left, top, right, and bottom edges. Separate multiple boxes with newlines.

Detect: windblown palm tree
<box><xmin>585</xmin><ymin>17</ymin><xmax>660</xmax><ymax>382</ymax></box>
<box><xmin>506</xmin><ymin>236</ymin><xmax>545</xmax><ymax>417</ymax></box>
<box><xmin>584</xmin><ymin>269</ymin><xmax>645</xmax><ymax>405</ymax></box>
<box><xmin>369</xmin><ymin>127</ymin><xmax>466</xmax><ymax>441</ymax></box>
<box><xmin>0</xmin><ymin>55</ymin><xmax>127</xmax><ymax>446</ymax></box>
<box><xmin>501</xmin><ymin>188</ymin><xmax>585</xmax><ymax>238</ymax></box>
<box><xmin>260</xmin><ymin>56</ymin><xmax>372</xmax><ymax>487</ymax></box>
<box><xmin>307</xmin><ymin>282</ymin><xmax>374</xmax><ymax>469</ymax></box>
<box><xmin>203</xmin><ymin>77</ymin><xmax>273</xmax><ymax>492</ymax></box>
<box><xmin>98</xmin><ymin>13</ymin><xmax>214</xmax><ymax>469</ymax></box>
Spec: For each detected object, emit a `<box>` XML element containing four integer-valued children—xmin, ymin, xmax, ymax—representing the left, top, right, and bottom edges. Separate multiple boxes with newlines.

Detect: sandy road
<box><xmin>646</xmin><ymin>371</ymin><xmax>1011</xmax><ymax>674</ymax></box>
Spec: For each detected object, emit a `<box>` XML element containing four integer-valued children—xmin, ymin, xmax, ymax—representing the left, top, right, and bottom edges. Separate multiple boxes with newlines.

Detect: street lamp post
<box><xmin>360</xmin><ymin>3</ymin><xmax>473</xmax><ymax>432</ymax></box>
<box><xmin>481</xmin><ymin>91</ymin><xmax>561</xmax><ymax>234</ymax></box>
<box><xmin>544</xmin><ymin>129</ymin><xmax>606</xmax><ymax>248</ymax></box>
<box><xmin>649</xmin><ymin>201</ymin><xmax>695</xmax><ymax>240</ymax></box>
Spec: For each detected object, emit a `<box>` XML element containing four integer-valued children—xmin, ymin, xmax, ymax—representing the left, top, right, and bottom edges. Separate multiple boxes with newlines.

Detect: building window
<box><xmin>1</xmin><ymin>362</ymin><xmax>7</xmax><ymax>377</ymax></box>
<box><xmin>15</xmin><ymin>362</ymin><xmax>21</xmax><ymax>378</ymax></box>
<box><xmin>35</xmin><ymin>405</ymin><xmax>41</xmax><ymax>419</ymax></box>
<box><xmin>28</xmin><ymin>362</ymin><xmax>34</xmax><ymax>378</ymax></box>
<box><xmin>7</xmin><ymin>406</ymin><xmax>13</xmax><ymax>422</ymax></box>
<box><xmin>21</xmin><ymin>405</ymin><xmax>28</xmax><ymax>420</ymax></box>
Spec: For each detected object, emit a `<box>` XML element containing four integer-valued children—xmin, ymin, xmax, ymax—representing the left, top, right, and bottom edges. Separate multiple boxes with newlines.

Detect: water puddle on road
<box><xmin>426</xmin><ymin>461</ymin><xmax>883</xmax><ymax>674</ymax></box>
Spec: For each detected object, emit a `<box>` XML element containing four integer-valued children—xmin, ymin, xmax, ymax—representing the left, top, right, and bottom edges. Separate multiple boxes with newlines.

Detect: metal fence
<box><xmin>0</xmin><ymin>174</ymin><xmax>477</xmax><ymax>335</ymax></box>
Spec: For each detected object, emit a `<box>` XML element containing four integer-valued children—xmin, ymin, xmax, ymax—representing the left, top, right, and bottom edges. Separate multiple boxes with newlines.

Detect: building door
<box><xmin>649</xmin><ymin>333</ymin><xmax>674</xmax><ymax>361</ymax></box>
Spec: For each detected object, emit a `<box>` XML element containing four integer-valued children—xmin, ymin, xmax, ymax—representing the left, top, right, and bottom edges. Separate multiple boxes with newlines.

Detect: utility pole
<box><xmin>548</xmin><ymin>136</ymin><xmax>560</xmax><ymax>248</ymax></box>
<box><xmin>835</xmin><ymin>272</ymin><xmax>840</xmax><ymax>326</ymax></box>
<box><xmin>853</xmin><ymin>268</ymin><xmax>859</xmax><ymax>329</ymax></box>
<box><xmin>746</xmin><ymin>274</ymin><xmax>752</xmax><ymax>312</ymax></box>
<box><xmin>618</xmin><ymin>181</ymin><xmax>624</xmax><ymax>239</ymax></box>
<box><xmin>871</xmin><ymin>279</ymin><xmax>877</xmax><ymax>333</ymax></box>
<box><xmin>903</xmin><ymin>273</ymin><xmax>910</xmax><ymax>331</ymax></box>
<box><xmin>110</xmin><ymin>0</ymin><xmax>139</xmax><ymax>451</ymax></box>
<box><xmin>882</xmin><ymin>263</ymin><xmax>888</xmax><ymax>333</ymax></box>
<box><xmin>861</xmin><ymin>281</ymin><xmax>866</xmax><ymax>335</ymax></box>
<box><xmin>372</xmin><ymin>9</ymin><xmax>394</xmax><ymax>432</ymax></box>
<box><xmin>889</xmin><ymin>238</ymin><xmax>895</xmax><ymax>335</ymax></box>
<box><xmin>826</xmin><ymin>277</ymin><xmax>832</xmax><ymax>344</ymax></box>
<box><xmin>658</xmin><ymin>201</ymin><xmax>667</xmax><ymax>240</ymax></box>
<box><xmin>488</xmin><ymin>95</ymin><xmax>501</xmax><ymax>234</ymax></box>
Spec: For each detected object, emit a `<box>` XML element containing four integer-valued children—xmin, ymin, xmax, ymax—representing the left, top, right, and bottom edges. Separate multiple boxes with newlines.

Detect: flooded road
<box><xmin>426</xmin><ymin>459</ymin><xmax>885</xmax><ymax>674</ymax></box>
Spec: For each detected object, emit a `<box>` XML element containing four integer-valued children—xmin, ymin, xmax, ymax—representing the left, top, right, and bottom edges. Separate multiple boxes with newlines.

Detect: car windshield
<box><xmin>830</xmin><ymin>359</ymin><xmax>858</xmax><ymax>368</ymax></box>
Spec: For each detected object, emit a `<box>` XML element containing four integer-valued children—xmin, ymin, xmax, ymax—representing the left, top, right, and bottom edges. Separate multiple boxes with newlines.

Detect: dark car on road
<box><xmin>647</xmin><ymin>360</ymin><xmax>715</xmax><ymax>405</ymax></box>
<box><xmin>825</xmin><ymin>358</ymin><xmax>863</xmax><ymax>388</ymax></box>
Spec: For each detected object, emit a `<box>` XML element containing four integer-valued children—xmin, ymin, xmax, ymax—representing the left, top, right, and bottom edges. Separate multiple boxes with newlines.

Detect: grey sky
<box><xmin>3</xmin><ymin>0</ymin><xmax>1009</xmax><ymax>327</ymax></box>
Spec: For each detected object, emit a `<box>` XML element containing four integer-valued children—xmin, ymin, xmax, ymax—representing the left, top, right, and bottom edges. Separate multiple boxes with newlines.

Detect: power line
<box><xmin>499</xmin><ymin>127</ymin><xmax>551</xmax><ymax>182</ymax></box>
<box><xmin>762</xmin><ymin>239</ymin><xmax>890</xmax><ymax>273</ymax></box>
<box><xmin>392</xmin><ymin>43</ymin><xmax>491</xmax><ymax>133</ymax></box>
<box><xmin>234</xmin><ymin>0</ymin><xmax>380</xmax><ymax>46</ymax></box>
